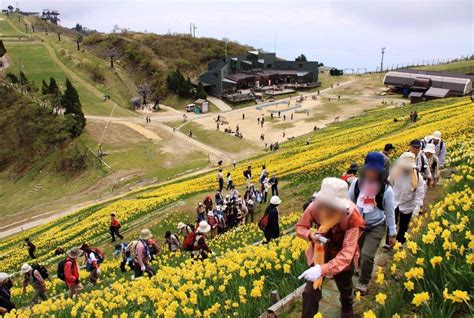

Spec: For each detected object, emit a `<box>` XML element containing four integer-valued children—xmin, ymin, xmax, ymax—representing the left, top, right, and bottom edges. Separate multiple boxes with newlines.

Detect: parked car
<box><xmin>186</xmin><ymin>104</ymin><xmax>196</xmax><ymax>112</ymax></box>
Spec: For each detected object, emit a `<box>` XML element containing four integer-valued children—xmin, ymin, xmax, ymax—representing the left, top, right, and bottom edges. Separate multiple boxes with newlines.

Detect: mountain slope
<box><xmin>83</xmin><ymin>32</ymin><xmax>253</xmax><ymax>97</ymax></box>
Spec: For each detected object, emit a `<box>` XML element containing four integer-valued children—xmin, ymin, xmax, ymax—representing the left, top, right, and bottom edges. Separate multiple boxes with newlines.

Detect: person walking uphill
<box><xmin>0</xmin><ymin>272</ymin><xmax>15</xmax><ymax>314</ymax></box>
<box><xmin>388</xmin><ymin>152</ymin><xmax>425</xmax><ymax>244</ymax></box>
<box><xmin>191</xmin><ymin>221</ymin><xmax>213</xmax><ymax>260</ymax></box>
<box><xmin>260</xmin><ymin>196</ymin><xmax>281</xmax><ymax>242</ymax></box>
<box><xmin>422</xmin><ymin>130</ymin><xmax>446</xmax><ymax>167</ymax></box>
<box><xmin>21</xmin><ymin>263</ymin><xmax>47</xmax><ymax>304</ymax></box>
<box><xmin>409</xmin><ymin>139</ymin><xmax>431</xmax><ymax>185</ymax></box>
<box><xmin>347</xmin><ymin>152</ymin><xmax>396</xmax><ymax>295</ymax></box>
<box><xmin>24</xmin><ymin>238</ymin><xmax>36</xmax><ymax>259</ymax></box>
<box><xmin>380</xmin><ymin>143</ymin><xmax>396</xmax><ymax>180</ymax></box>
<box><xmin>127</xmin><ymin>229</ymin><xmax>156</xmax><ymax>278</ymax></box>
<box><xmin>80</xmin><ymin>244</ymin><xmax>103</xmax><ymax>285</ymax></box>
<box><xmin>61</xmin><ymin>247</ymin><xmax>83</xmax><ymax>297</ymax></box>
<box><xmin>297</xmin><ymin>177</ymin><xmax>365</xmax><ymax>318</ymax></box>
<box><xmin>110</xmin><ymin>213</ymin><xmax>124</xmax><ymax>242</ymax></box>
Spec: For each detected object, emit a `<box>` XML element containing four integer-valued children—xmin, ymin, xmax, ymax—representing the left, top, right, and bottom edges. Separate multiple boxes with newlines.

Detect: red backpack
<box><xmin>258</xmin><ymin>213</ymin><xmax>269</xmax><ymax>231</ymax></box>
<box><xmin>182</xmin><ymin>231</ymin><xmax>196</xmax><ymax>251</ymax></box>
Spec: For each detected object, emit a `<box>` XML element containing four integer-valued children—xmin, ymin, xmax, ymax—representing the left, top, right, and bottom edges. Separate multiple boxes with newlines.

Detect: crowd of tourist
<box><xmin>0</xmin><ymin>129</ymin><xmax>448</xmax><ymax>318</ymax></box>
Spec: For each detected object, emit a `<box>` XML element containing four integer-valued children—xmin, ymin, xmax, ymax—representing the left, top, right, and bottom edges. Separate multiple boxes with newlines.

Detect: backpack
<box><xmin>31</xmin><ymin>264</ymin><xmax>49</xmax><ymax>280</ymax></box>
<box><xmin>125</xmin><ymin>240</ymin><xmax>139</xmax><ymax>258</ymax></box>
<box><xmin>353</xmin><ymin>179</ymin><xmax>387</xmax><ymax>210</ymax></box>
<box><xmin>182</xmin><ymin>231</ymin><xmax>197</xmax><ymax>251</ymax></box>
<box><xmin>91</xmin><ymin>248</ymin><xmax>105</xmax><ymax>264</ymax></box>
<box><xmin>258</xmin><ymin>213</ymin><xmax>269</xmax><ymax>231</ymax></box>
<box><xmin>57</xmin><ymin>258</ymin><xmax>71</xmax><ymax>281</ymax></box>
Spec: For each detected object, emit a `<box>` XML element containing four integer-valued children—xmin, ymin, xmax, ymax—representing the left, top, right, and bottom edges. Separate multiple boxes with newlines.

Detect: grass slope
<box><xmin>415</xmin><ymin>59</ymin><xmax>474</xmax><ymax>74</ymax></box>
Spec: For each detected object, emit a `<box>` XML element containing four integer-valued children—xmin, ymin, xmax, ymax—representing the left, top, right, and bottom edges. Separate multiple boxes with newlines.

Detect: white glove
<box><xmin>298</xmin><ymin>265</ymin><xmax>321</xmax><ymax>282</ymax></box>
<box><xmin>412</xmin><ymin>206</ymin><xmax>421</xmax><ymax>217</ymax></box>
<box><xmin>141</xmin><ymin>266</ymin><xmax>146</xmax><ymax>272</ymax></box>
<box><xmin>96</xmin><ymin>268</ymin><xmax>101</xmax><ymax>275</ymax></box>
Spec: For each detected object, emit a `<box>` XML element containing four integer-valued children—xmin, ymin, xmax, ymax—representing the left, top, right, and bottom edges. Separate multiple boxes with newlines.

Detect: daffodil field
<box><xmin>358</xmin><ymin>135</ymin><xmax>474</xmax><ymax>318</ymax></box>
<box><xmin>1</xmin><ymin>97</ymin><xmax>473</xmax><ymax>317</ymax></box>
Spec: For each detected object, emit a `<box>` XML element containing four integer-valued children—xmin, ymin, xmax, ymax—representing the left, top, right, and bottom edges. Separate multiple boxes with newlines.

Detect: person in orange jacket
<box><xmin>296</xmin><ymin>177</ymin><xmax>365</xmax><ymax>318</ymax></box>
<box><xmin>110</xmin><ymin>213</ymin><xmax>124</xmax><ymax>242</ymax></box>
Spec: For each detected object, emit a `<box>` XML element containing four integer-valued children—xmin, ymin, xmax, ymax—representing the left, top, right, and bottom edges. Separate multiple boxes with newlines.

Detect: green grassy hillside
<box><xmin>415</xmin><ymin>59</ymin><xmax>474</xmax><ymax>74</ymax></box>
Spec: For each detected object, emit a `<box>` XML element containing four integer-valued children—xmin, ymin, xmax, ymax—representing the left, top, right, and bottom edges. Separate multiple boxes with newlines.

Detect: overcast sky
<box><xmin>5</xmin><ymin>0</ymin><xmax>473</xmax><ymax>70</ymax></box>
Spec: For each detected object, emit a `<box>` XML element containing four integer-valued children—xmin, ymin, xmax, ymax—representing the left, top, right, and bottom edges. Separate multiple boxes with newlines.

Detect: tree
<box><xmin>62</xmin><ymin>79</ymin><xmax>85</xmax><ymax>137</ymax></box>
<box><xmin>0</xmin><ymin>40</ymin><xmax>7</xmax><ymax>58</ymax></box>
<box><xmin>295</xmin><ymin>54</ymin><xmax>307</xmax><ymax>62</ymax></box>
<box><xmin>5</xmin><ymin>73</ymin><xmax>19</xmax><ymax>84</ymax></box>
<box><xmin>74</xmin><ymin>23</ymin><xmax>83</xmax><ymax>32</ymax></box>
<box><xmin>19</xmin><ymin>71</ymin><xmax>29</xmax><ymax>92</ymax></box>
<box><xmin>47</xmin><ymin>77</ymin><xmax>61</xmax><ymax>96</ymax></box>
<box><xmin>194</xmin><ymin>82</ymin><xmax>207</xmax><ymax>99</ymax></box>
<box><xmin>47</xmin><ymin>77</ymin><xmax>62</xmax><ymax>113</ymax></box>
<box><xmin>41</xmin><ymin>80</ymin><xmax>49</xmax><ymax>95</ymax></box>
<box><xmin>7</xmin><ymin>5</ymin><xmax>14</xmax><ymax>13</ymax></box>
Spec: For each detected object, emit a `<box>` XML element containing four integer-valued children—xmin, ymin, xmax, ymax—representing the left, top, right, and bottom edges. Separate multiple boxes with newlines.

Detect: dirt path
<box><xmin>86</xmin><ymin>115</ymin><xmax>227</xmax><ymax>158</ymax></box>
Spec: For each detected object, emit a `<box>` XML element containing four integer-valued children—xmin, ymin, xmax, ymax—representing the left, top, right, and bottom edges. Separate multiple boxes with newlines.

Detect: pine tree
<box><xmin>62</xmin><ymin>78</ymin><xmax>85</xmax><ymax>137</ymax></box>
<box><xmin>19</xmin><ymin>71</ymin><xmax>29</xmax><ymax>86</ymax></box>
<box><xmin>47</xmin><ymin>77</ymin><xmax>61</xmax><ymax>97</ymax></box>
<box><xmin>41</xmin><ymin>80</ymin><xmax>49</xmax><ymax>95</ymax></box>
<box><xmin>0</xmin><ymin>40</ymin><xmax>6</xmax><ymax>58</ymax></box>
<box><xmin>194</xmin><ymin>82</ymin><xmax>207</xmax><ymax>99</ymax></box>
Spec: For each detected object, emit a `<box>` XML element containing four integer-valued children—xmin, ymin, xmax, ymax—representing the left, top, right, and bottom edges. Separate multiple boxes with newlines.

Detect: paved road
<box><xmin>207</xmin><ymin>96</ymin><xmax>233</xmax><ymax>112</ymax></box>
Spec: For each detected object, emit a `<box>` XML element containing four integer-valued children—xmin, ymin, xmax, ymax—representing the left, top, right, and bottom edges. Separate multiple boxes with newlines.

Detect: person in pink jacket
<box><xmin>296</xmin><ymin>177</ymin><xmax>365</xmax><ymax>318</ymax></box>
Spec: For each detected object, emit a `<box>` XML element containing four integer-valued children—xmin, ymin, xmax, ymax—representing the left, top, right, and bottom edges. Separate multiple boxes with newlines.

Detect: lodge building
<box><xmin>199</xmin><ymin>51</ymin><xmax>319</xmax><ymax>101</ymax></box>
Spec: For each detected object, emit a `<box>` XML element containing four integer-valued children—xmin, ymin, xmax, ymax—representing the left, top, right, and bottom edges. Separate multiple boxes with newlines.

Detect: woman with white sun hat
<box><xmin>191</xmin><ymin>221</ymin><xmax>213</xmax><ymax>260</ymax></box>
<box><xmin>423</xmin><ymin>143</ymin><xmax>440</xmax><ymax>186</ymax></box>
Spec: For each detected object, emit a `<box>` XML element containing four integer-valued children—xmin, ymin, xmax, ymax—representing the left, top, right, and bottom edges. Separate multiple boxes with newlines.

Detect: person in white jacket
<box><xmin>422</xmin><ymin>131</ymin><xmax>446</xmax><ymax>167</ymax></box>
<box><xmin>388</xmin><ymin>152</ymin><xmax>425</xmax><ymax>244</ymax></box>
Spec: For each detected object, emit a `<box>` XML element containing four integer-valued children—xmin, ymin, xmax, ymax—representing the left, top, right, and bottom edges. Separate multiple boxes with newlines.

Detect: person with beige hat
<box><xmin>296</xmin><ymin>177</ymin><xmax>365</xmax><ymax>318</ymax></box>
<box><xmin>21</xmin><ymin>263</ymin><xmax>48</xmax><ymax>304</ymax></box>
<box><xmin>126</xmin><ymin>229</ymin><xmax>156</xmax><ymax>278</ymax></box>
<box><xmin>0</xmin><ymin>272</ymin><xmax>15</xmax><ymax>314</ymax></box>
<box><xmin>388</xmin><ymin>152</ymin><xmax>425</xmax><ymax>244</ymax></box>
<box><xmin>422</xmin><ymin>130</ymin><xmax>446</xmax><ymax>167</ymax></box>
<box><xmin>423</xmin><ymin>143</ymin><xmax>440</xmax><ymax>186</ymax></box>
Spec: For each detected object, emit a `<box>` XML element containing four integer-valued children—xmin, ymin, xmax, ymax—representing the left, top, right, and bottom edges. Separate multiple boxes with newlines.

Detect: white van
<box><xmin>186</xmin><ymin>104</ymin><xmax>196</xmax><ymax>112</ymax></box>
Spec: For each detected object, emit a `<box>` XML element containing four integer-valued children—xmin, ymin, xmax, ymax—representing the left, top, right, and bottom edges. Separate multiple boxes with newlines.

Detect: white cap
<box><xmin>197</xmin><ymin>221</ymin><xmax>211</xmax><ymax>233</ymax></box>
<box><xmin>396</xmin><ymin>152</ymin><xmax>417</xmax><ymax>169</ymax></box>
<box><xmin>0</xmin><ymin>272</ymin><xmax>9</xmax><ymax>284</ymax></box>
<box><xmin>21</xmin><ymin>263</ymin><xmax>32</xmax><ymax>274</ymax></box>
<box><xmin>424</xmin><ymin>143</ymin><xmax>436</xmax><ymax>154</ymax></box>
<box><xmin>177</xmin><ymin>222</ymin><xmax>186</xmax><ymax>230</ymax></box>
<box><xmin>432</xmin><ymin>131</ymin><xmax>441</xmax><ymax>139</ymax></box>
<box><xmin>314</xmin><ymin>177</ymin><xmax>351</xmax><ymax>212</ymax></box>
<box><xmin>270</xmin><ymin>196</ymin><xmax>282</xmax><ymax>205</ymax></box>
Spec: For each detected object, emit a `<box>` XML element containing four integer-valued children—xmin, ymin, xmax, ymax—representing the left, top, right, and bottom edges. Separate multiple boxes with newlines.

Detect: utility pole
<box><xmin>380</xmin><ymin>47</ymin><xmax>386</xmax><ymax>72</ymax></box>
<box><xmin>192</xmin><ymin>23</ymin><xmax>197</xmax><ymax>37</ymax></box>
